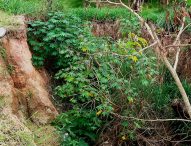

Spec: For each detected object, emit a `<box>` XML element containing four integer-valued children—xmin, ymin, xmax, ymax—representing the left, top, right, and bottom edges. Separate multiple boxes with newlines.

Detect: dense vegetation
<box><xmin>1</xmin><ymin>0</ymin><xmax>191</xmax><ymax>145</ymax></box>
<box><xmin>28</xmin><ymin>12</ymin><xmax>157</xmax><ymax>145</ymax></box>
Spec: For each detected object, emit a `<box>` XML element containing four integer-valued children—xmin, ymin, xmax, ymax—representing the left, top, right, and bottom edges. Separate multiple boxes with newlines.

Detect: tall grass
<box><xmin>67</xmin><ymin>7</ymin><xmax>133</xmax><ymax>21</ymax></box>
<box><xmin>0</xmin><ymin>0</ymin><xmax>173</xmax><ymax>28</ymax></box>
<box><xmin>0</xmin><ymin>0</ymin><xmax>47</xmax><ymax>16</ymax></box>
<box><xmin>51</xmin><ymin>0</ymin><xmax>84</xmax><ymax>9</ymax></box>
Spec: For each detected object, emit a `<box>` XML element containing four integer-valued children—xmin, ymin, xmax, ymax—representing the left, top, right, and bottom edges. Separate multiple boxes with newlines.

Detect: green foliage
<box><xmin>139</xmin><ymin>66</ymin><xmax>191</xmax><ymax>110</ymax></box>
<box><xmin>54</xmin><ymin>109</ymin><xmax>102</xmax><ymax>146</ymax></box>
<box><xmin>141</xmin><ymin>6</ymin><xmax>167</xmax><ymax>26</ymax></box>
<box><xmin>52</xmin><ymin>0</ymin><xmax>84</xmax><ymax>9</ymax></box>
<box><xmin>68</xmin><ymin>7</ymin><xmax>133</xmax><ymax>21</ymax></box>
<box><xmin>28</xmin><ymin>12</ymin><xmax>159</xmax><ymax>145</ymax></box>
<box><xmin>0</xmin><ymin>0</ymin><xmax>47</xmax><ymax>16</ymax></box>
<box><xmin>28</xmin><ymin>12</ymin><xmax>83</xmax><ymax>68</ymax></box>
<box><xmin>0</xmin><ymin>0</ymin><xmax>179</xmax><ymax>27</ymax></box>
<box><xmin>66</xmin><ymin>7</ymin><xmax>170</xmax><ymax>28</ymax></box>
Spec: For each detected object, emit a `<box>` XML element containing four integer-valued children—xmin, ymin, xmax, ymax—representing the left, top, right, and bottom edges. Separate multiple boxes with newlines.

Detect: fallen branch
<box><xmin>111</xmin><ymin>112</ymin><xmax>191</xmax><ymax>122</ymax></box>
<box><xmin>165</xmin><ymin>44</ymin><xmax>191</xmax><ymax>48</ymax></box>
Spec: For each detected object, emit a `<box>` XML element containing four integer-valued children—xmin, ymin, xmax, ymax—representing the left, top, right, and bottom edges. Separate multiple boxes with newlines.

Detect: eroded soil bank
<box><xmin>0</xmin><ymin>16</ymin><xmax>59</xmax><ymax>145</ymax></box>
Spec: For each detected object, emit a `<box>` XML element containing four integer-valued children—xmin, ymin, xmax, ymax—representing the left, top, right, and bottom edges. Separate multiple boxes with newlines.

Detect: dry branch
<box><xmin>111</xmin><ymin>112</ymin><xmax>191</xmax><ymax>122</ymax></box>
<box><xmin>173</xmin><ymin>17</ymin><xmax>185</xmax><ymax>70</ymax></box>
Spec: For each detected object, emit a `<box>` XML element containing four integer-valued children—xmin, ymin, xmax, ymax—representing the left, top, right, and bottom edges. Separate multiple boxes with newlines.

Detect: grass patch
<box><xmin>0</xmin><ymin>0</ymin><xmax>47</xmax><ymax>17</ymax></box>
<box><xmin>0</xmin><ymin>114</ymin><xmax>36</xmax><ymax>146</ymax></box>
<box><xmin>0</xmin><ymin>133</ymin><xmax>6</xmax><ymax>142</ymax></box>
<box><xmin>15</xmin><ymin>131</ymin><xmax>35</xmax><ymax>146</ymax></box>
<box><xmin>26</xmin><ymin>120</ymin><xmax>59</xmax><ymax>146</ymax></box>
<box><xmin>64</xmin><ymin>7</ymin><xmax>170</xmax><ymax>27</ymax></box>
<box><xmin>0</xmin><ymin>96</ymin><xmax>5</xmax><ymax>109</ymax></box>
<box><xmin>66</xmin><ymin>7</ymin><xmax>132</xmax><ymax>21</ymax></box>
<box><xmin>66</xmin><ymin>7</ymin><xmax>166</xmax><ymax>21</ymax></box>
<box><xmin>0</xmin><ymin>0</ymin><xmax>176</xmax><ymax>29</ymax></box>
<box><xmin>0</xmin><ymin>11</ymin><xmax>20</xmax><ymax>29</ymax></box>
<box><xmin>0</xmin><ymin>0</ymin><xmax>170</xmax><ymax>23</ymax></box>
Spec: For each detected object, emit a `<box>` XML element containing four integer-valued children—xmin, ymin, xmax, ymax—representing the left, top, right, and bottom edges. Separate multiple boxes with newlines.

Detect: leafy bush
<box><xmin>28</xmin><ymin>12</ymin><xmax>159</xmax><ymax>145</ymax></box>
<box><xmin>28</xmin><ymin>12</ymin><xmax>83</xmax><ymax>68</ymax></box>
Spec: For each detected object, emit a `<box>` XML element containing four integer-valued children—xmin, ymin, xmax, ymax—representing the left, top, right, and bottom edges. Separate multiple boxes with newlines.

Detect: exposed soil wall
<box><xmin>0</xmin><ymin>15</ymin><xmax>59</xmax><ymax>146</ymax></box>
<box><xmin>1</xmin><ymin>16</ymin><xmax>58</xmax><ymax>125</ymax></box>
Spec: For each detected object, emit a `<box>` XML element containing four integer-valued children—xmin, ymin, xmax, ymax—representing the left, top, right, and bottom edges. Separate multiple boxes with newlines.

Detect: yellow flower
<box><xmin>96</xmin><ymin>110</ymin><xmax>102</xmax><ymax>116</ymax></box>
<box><xmin>128</xmin><ymin>96</ymin><xmax>134</xmax><ymax>104</ymax></box>
<box><xmin>129</xmin><ymin>98</ymin><xmax>134</xmax><ymax>104</ymax></box>
<box><xmin>131</xmin><ymin>56</ymin><xmax>138</xmax><ymax>62</ymax></box>
<box><xmin>82</xmin><ymin>47</ymin><xmax>88</xmax><ymax>52</ymax></box>
<box><xmin>88</xmin><ymin>92</ymin><xmax>94</xmax><ymax>97</ymax></box>
<box><xmin>121</xmin><ymin>135</ymin><xmax>128</xmax><ymax>141</ymax></box>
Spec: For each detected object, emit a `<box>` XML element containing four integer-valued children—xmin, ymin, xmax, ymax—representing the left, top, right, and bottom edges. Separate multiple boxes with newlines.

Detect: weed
<box><xmin>15</xmin><ymin>131</ymin><xmax>35</xmax><ymax>146</ymax></box>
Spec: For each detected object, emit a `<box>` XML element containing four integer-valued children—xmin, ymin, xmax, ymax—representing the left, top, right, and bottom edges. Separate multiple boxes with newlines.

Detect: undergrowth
<box><xmin>28</xmin><ymin>12</ymin><xmax>161</xmax><ymax>146</ymax></box>
<box><xmin>26</xmin><ymin>1</ymin><xmax>191</xmax><ymax>146</ymax></box>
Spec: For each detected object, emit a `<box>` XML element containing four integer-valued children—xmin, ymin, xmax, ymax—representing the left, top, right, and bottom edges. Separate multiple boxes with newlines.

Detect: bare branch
<box><xmin>111</xmin><ymin>112</ymin><xmax>191</xmax><ymax>122</ymax></box>
<box><xmin>140</xmin><ymin>41</ymin><xmax>158</xmax><ymax>52</ymax></box>
<box><xmin>165</xmin><ymin>44</ymin><xmax>191</xmax><ymax>48</ymax></box>
<box><xmin>173</xmin><ymin>17</ymin><xmax>186</xmax><ymax>46</ymax></box>
<box><xmin>173</xmin><ymin>47</ymin><xmax>180</xmax><ymax>70</ymax></box>
<box><xmin>182</xmin><ymin>23</ymin><xmax>191</xmax><ymax>33</ymax></box>
<box><xmin>173</xmin><ymin>17</ymin><xmax>185</xmax><ymax>70</ymax></box>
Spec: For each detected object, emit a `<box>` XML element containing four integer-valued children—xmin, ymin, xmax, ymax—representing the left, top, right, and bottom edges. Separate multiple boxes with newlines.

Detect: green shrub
<box><xmin>53</xmin><ymin>109</ymin><xmax>102</xmax><ymax>146</ymax></box>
